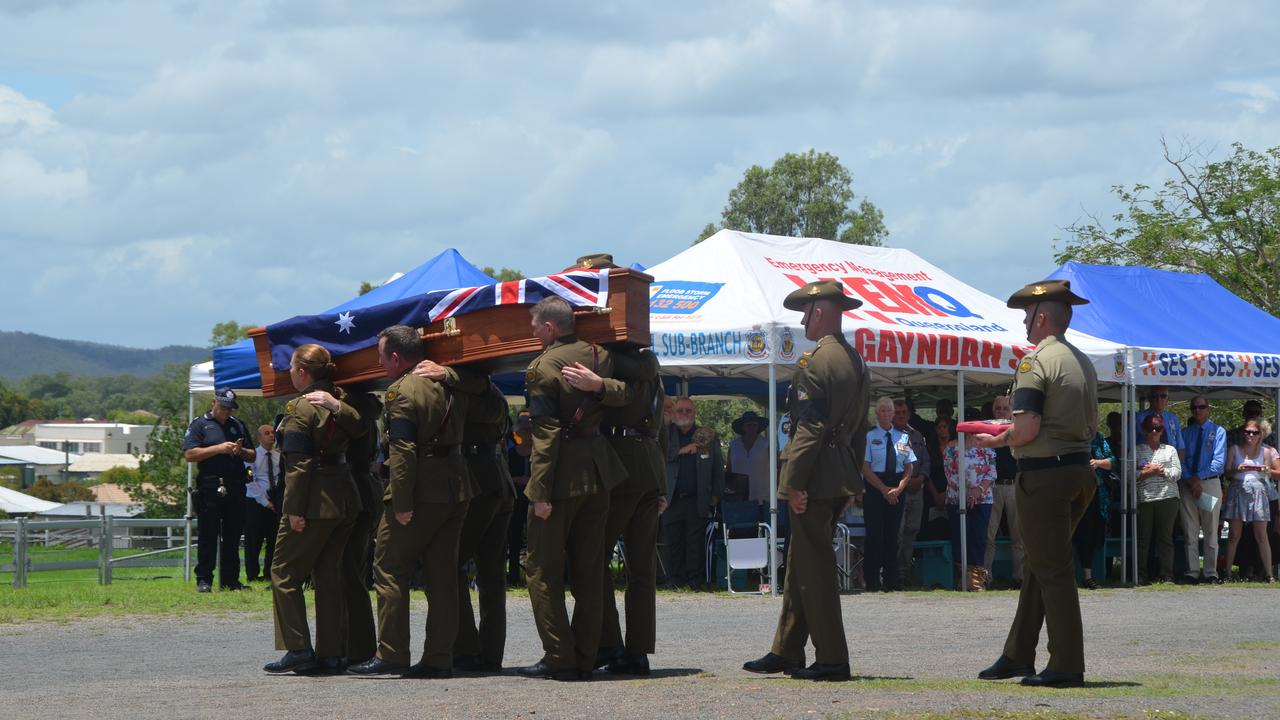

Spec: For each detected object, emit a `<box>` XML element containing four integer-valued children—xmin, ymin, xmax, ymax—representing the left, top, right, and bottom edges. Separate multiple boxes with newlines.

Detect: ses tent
<box><xmin>645</xmin><ymin>230</ymin><xmax>1119</xmax><ymax>588</ymax></box>
<box><xmin>1047</xmin><ymin>261</ymin><xmax>1280</xmax><ymax>584</ymax></box>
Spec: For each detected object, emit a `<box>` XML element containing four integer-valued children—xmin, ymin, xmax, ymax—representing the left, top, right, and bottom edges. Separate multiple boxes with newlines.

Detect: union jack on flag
<box><xmin>264</xmin><ymin>270</ymin><xmax>610</xmax><ymax>371</ymax></box>
<box><xmin>424</xmin><ymin>270</ymin><xmax>610</xmax><ymax>323</ymax></box>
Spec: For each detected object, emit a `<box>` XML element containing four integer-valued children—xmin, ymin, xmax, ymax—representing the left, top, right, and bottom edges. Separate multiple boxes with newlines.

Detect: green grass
<box><xmin>0</xmin><ymin>575</ymin><xmax>276</xmax><ymax>624</ymax></box>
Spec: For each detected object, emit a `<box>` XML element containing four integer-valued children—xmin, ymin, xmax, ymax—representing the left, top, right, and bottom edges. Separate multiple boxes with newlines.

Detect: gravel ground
<box><xmin>1</xmin><ymin>586</ymin><xmax>1278</xmax><ymax>720</ymax></box>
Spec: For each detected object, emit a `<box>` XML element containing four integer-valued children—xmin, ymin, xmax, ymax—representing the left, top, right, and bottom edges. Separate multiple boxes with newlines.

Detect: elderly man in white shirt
<box><xmin>727</xmin><ymin>410</ymin><xmax>771</xmax><ymax>504</ymax></box>
<box><xmin>243</xmin><ymin>424</ymin><xmax>283</xmax><ymax>582</ymax></box>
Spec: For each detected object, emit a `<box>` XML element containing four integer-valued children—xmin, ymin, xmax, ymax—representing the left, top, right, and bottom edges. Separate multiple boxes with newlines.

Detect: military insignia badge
<box><xmin>797</xmin><ymin>355</ymin><xmax>810</xmax><ymax>369</ymax></box>
<box><xmin>385</xmin><ymin>389</ymin><xmax>398</xmax><ymax>401</ymax></box>
<box><xmin>285</xmin><ymin>400</ymin><xmax>295</xmax><ymax>413</ymax></box>
<box><xmin>525</xmin><ymin>368</ymin><xmax>536</xmax><ymax>384</ymax></box>
<box><xmin>582</xmin><ymin>258</ymin><xmax>594</xmax><ymax>269</ymax></box>
<box><xmin>1018</xmin><ymin>360</ymin><xmax>1032</xmax><ymax>373</ymax></box>
<box><xmin>1031</xmin><ymin>285</ymin><xmax>1047</xmax><ymax>296</ymax></box>
<box><xmin>807</xmin><ymin>285</ymin><xmax>820</xmax><ymax>296</ymax></box>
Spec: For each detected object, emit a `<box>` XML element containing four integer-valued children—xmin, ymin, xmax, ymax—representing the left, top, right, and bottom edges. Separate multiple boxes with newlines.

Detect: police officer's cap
<box><xmin>783</xmin><ymin>280</ymin><xmax>862</xmax><ymax>312</ymax></box>
<box><xmin>565</xmin><ymin>253</ymin><xmax>619</xmax><ymax>271</ymax></box>
<box><xmin>214</xmin><ymin>388</ymin><xmax>239</xmax><ymax>409</ymax></box>
<box><xmin>1005</xmin><ymin>279</ymin><xmax>1089</xmax><ymax>309</ymax></box>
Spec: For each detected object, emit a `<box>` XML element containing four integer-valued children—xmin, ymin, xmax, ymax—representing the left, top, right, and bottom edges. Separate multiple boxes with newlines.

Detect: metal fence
<box><xmin>0</xmin><ymin>517</ymin><xmax>194</xmax><ymax>588</ymax></box>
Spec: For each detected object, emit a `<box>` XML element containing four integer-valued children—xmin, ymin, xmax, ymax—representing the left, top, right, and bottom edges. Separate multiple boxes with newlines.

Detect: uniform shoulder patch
<box><xmin>385</xmin><ymin>389</ymin><xmax>398</xmax><ymax>401</ymax></box>
<box><xmin>797</xmin><ymin>356</ymin><xmax>810</xmax><ymax>369</ymax></box>
<box><xmin>1018</xmin><ymin>360</ymin><xmax>1033</xmax><ymax>373</ymax></box>
<box><xmin>526</xmin><ymin>368</ymin><xmax>537</xmax><ymax>384</ymax></box>
<box><xmin>285</xmin><ymin>400</ymin><xmax>296</xmax><ymax>413</ymax></box>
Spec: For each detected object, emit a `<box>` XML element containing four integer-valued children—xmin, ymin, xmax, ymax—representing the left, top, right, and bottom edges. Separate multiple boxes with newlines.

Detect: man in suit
<box><xmin>663</xmin><ymin>397</ymin><xmax>724</xmax><ymax>589</ymax></box>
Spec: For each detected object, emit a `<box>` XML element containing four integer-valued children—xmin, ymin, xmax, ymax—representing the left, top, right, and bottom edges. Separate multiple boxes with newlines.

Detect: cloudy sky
<box><xmin>3</xmin><ymin>0</ymin><xmax>1278</xmax><ymax>349</ymax></box>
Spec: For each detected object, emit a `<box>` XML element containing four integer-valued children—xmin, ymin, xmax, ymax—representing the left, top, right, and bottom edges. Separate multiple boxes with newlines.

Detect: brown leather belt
<box><xmin>1017</xmin><ymin>452</ymin><xmax>1089</xmax><ymax>473</ymax></box>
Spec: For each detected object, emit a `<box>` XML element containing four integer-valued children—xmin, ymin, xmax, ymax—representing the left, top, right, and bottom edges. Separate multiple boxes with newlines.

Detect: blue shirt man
<box><xmin>1177</xmin><ymin>394</ymin><xmax>1226</xmax><ymax>582</ymax></box>
<box><xmin>1135</xmin><ymin>386</ymin><xmax>1185</xmax><ymax>458</ymax></box>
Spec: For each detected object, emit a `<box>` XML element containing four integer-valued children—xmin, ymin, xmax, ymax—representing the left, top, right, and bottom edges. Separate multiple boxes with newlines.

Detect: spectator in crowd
<box><xmin>984</xmin><ymin>394</ymin><xmax>1023</xmax><ymax>589</ymax></box>
<box><xmin>920</xmin><ymin>417</ymin><xmax>954</xmax><ymax>542</ymax></box>
<box><xmin>727</xmin><ymin>410</ymin><xmax>770</xmax><ymax>504</ymax></box>
<box><xmin>1105</xmin><ymin>411</ymin><xmax>1126</xmax><ymax>537</ymax></box>
<box><xmin>1074</xmin><ymin>430</ymin><xmax>1115</xmax><ymax>589</ymax></box>
<box><xmin>1179</xmin><ymin>395</ymin><xmax>1226</xmax><ymax>584</ymax></box>
<box><xmin>506</xmin><ymin>410</ymin><xmax>532</xmax><ymax>587</ymax></box>
<box><xmin>1221</xmin><ymin>417</ymin><xmax>1279</xmax><ymax>583</ymax></box>
<box><xmin>861</xmin><ymin>396</ymin><xmax>916</xmax><ymax>592</ymax></box>
<box><xmin>663</xmin><ymin>397</ymin><xmax>724</xmax><ymax>589</ymax></box>
<box><xmin>1136</xmin><ymin>386</ymin><xmax>1185</xmax><ymax>462</ymax></box>
<box><xmin>1134</xmin><ymin>415</ymin><xmax>1182</xmax><ymax>584</ymax></box>
<box><xmin>244</xmin><ymin>424</ymin><xmax>282</xmax><ymax>583</ymax></box>
<box><xmin>893</xmin><ymin>398</ymin><xmax>931</xmax><ymax>588</ymax></box>
<box><xmin>939</xmin><ymin>417</ymin><xmax>996</xmax><ymax>591</ymax></box>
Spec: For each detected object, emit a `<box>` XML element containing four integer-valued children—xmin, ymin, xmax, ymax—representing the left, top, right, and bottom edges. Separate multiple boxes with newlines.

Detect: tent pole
<box><xmin>768</xmin><ymin>361</ymin><xmax>779</xmax><ymax>597</ymax></box>
<box><xmin>957</xmin><ymin>371</ymin><xmax>967</xmax><ymax>591</ymax></box>
<box><xmin>184</xmin><ymin>391</ymin><xmax>194</xmax><ymax>583</ymax></box>
<box><xmin>1127</xmin><ymin>356</ymin><xmax>1138</xmax><ymax>587</ymax></box>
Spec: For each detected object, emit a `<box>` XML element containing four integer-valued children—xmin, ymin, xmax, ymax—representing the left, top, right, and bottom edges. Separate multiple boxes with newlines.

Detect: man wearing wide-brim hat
<box><xmin>971</xmin><ymin>279</ymin><xmax>1097</xmax><ymax>688</ymax></box>
<box><xmin>727</xmin><ymin>410</ymin><xmax>769</xmax><ymax>503</ymax></box>
<box><xmin>743</xmin><ymin>280</ymin><xmax>870</xmax><ymax>682</ymax></box>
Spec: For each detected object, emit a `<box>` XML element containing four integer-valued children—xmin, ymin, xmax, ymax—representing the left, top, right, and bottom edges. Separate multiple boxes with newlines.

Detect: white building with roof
<box><xmin>34</xmin><ymin>422</ymin><xmax>153</xmax><ymax>456</ymax></box>
<box><xmin>0</xmin><ymin>445</ymin><xmax>81</xmax><ymax>484</ymax></box>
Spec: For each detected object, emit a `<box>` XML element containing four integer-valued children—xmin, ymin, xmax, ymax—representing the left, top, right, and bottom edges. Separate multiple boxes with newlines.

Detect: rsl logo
<box><xmin>778</xmin><ymin>326</ymin><xmax>797</xmax><ymax>361</ymax></box>
<box><xmin>1112</xmin><ymin>351</ymin><xmax>1126</xmax><ymax>380</ymax></box>
<box><xmin>745</xmin><ymin>325</ymin><xmax>769</xmax><ymax>360</ymax></box>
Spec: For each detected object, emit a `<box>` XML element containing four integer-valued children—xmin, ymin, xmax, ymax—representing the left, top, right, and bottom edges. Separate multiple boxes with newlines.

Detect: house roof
<box><xmin>0</xmin><ymin>445</ymin><xmax>81</xmax><ymax>465</ymax></box>
<box><xmin>68</xmin><ymin>453</ymin><xmax>141</xmax><ymax>473</ymax></box>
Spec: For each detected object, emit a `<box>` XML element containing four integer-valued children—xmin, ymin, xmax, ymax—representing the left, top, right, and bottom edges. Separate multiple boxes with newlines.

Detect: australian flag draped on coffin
<box><xmin>264</xmin><ymin>270</ymin><xmax>611</xmax><ymax>371</ymax></box>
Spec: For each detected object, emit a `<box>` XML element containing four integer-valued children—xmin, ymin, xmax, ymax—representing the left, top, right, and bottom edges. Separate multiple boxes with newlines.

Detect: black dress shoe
<box><xmin>348</xmin><ymin>657</ymin><xmax>408</xmax><ymax>676</ymax></box>
<box><xmin>977</xmin><ymin>655</ymin><xmax>1035</xmax><ymax>680</ymax></box>
<box><xmin>1021</xmin><ymin>670</ymin><xmax>1084</xmax><ymax>688</ymax></box>
<box><xmin>594</xmin><ymin>646</ymin><xmax>623</xmax><ymax>669</ymax></box>
<box><xmin>263</xmin><ymin>649</ymin><xmax>317</xmax><ymax>674</ymax></box>
<box><xmin>297</xmin><ymin>656</ymin><xmax>345</xmax><ymax>676</ymax></box>
<box><xmin>516</xmin><ymin>659</ymin><xmax>586</xmax><ymax>681</ymax></box>
<box><xmin>405</xmin><ymin>661</ymin><xmax>453</xmax><ymax>679</ymax></box>
<box><xmin>743</xmin><ymin>653</ymin><xmax>801</xmax><ymax>674</ymax></box>
<box><xmin>196</xmin><ymin>581</ymin><xmax>212</xmax><ymax>593</ymax></box>
<box><xmin>790</xmin><ymin>662</ymin><xmax>851</xmax><ymax>681</ymax></box>
<box><xmin>605</xmin><ymin>654</ymin><xmax>650</xmax><ymax>676</ymax></box>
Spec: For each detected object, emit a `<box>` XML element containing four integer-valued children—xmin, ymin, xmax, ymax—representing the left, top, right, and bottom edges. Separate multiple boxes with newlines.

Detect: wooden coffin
<box><xmin>248</xmin><ymin>268</ymin><xmax>652</xmax><ymax>397</ymax></box>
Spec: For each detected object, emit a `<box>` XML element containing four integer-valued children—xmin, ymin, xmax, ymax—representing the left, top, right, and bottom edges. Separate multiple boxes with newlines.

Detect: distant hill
<box><xmin>0</xmin><ymin>331</ymin><xmax>209</xmax><ymax>379</ymax></box>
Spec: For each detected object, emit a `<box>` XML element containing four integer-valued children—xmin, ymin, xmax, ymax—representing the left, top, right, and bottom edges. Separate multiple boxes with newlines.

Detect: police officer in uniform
<box><xmin>183</xmin><ymin>388</ymin><xmax>256</xmax><ymax>592</ymax></box>
<box><xmin>264</xmin><ymin>344</ymin><xmax>365</xmax><ymax>675</ymax></box>
<box><xmin>974</xmin><ymin>279</ymin><xmax>1097</xmax><ymax>688</ymax></box>
<box><xmin>412</xmin><ymin>359</ymin><xmax>517</xmax><ymax>673</ymax></box>
<box><xmin>350</xmin><ymin>325</ymin><xmax>474</xmax><ymax>679</ymax></box>
<box><xmin>564</xmin><ymin>343</ymin><xmax>668</xmax><ymax>676</ymax></box>
<box><xmin>743</xmin><ymin>279</ymin><xmax>869</xmax><ymax>682</ymax></box>
<box><xmin>517</xmin><ymin>295</ymin><xmax>627</xmax><ymax>681</ymax></box>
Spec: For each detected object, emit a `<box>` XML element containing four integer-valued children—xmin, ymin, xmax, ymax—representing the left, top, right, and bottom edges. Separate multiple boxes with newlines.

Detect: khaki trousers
<box><xmin>1178</xmin><ymin>477</ymin><xmax>1222</xmax><ymax>579</ymax></box>
<box><xmin>771</xmin><ymin>497</ymin><xmax>849</xmax><ymax>665</ymax></box>
<box><xmin>525</xmin><ymin>490</ymin><xmax>610</xmax><ymax>673</ymax></box>
<box><xmin>454</xmin><ymin>490</ymin><xmax>515</xmax><ymax>665</ymax></box>
<box><xmin>271</xmin><ymin>516</ymin><xmax>354</xmax><ymax>657</ymax></box>
<box><xmin>1002</xmin><ymin>465</ymin><xmax>1094</xmax><ymax>674</ymax></box>
<box><xmin>600</xmin><ymin>488</ymin><xmax>661</xmax><ymax>656</ymax></box>
<box><xmin>985</xmin><ymin>482</ymin><xmax>1025</xmax><ymax>580</ymax></box>
<box><xmin>372</xmin><ymin>499</ymin><xmax>469</xmax><ymax>668</ymax></box>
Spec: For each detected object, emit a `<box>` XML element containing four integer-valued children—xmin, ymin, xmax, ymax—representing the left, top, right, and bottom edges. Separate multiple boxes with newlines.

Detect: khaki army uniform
<box><xmin>271</xmin><ymin>382</ymin><xmax>365</xmax><ymax>658</ymax></box>
<box><xmin>342</xmin><ymin>391</ymin><xmax>383</xmax><ymax>663</ymax></box>
<box><xmin>373</xmin><ymin>372</ymin><xmax>473</xmax><ymax>669</ymax></box>
<box><xmin>770</xmin><ymin>333</ymin><xmax>870</xmax><ymax>666</ymax></box>
<box><xmin>525</xmin><ymin>335</ymin><xmax>627</xmax><ymax>674</ymax></box>
<box><xmin>1003</xmin><ymin>333</ymin><xmax>1098</xmax><ymax>674</ymax></box>
<box><xmin>446</xmin><ymin>367</ymin><xmax>517</xmax><ymax>668</ymax></box>
<box><xmin>595</xmin><ymin>347</ymin><xmax>667</xmax><ymax>658</ymax></box>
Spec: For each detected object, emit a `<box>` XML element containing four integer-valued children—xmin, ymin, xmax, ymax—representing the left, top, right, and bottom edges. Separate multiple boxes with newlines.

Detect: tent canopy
<box><xmin>1048</xmin><ymin>262</ymin><xmax>1280</xmax><ymax>389</ymax></box>
<box><xmin>647</xmin><ymin>230</ymin><xmax>1117</xmax><ymax>392</ymax></box>
<box><xmin>192</xmin><ymin>249</ymin><xmax>497</xmax><ymax>393</ymax></box>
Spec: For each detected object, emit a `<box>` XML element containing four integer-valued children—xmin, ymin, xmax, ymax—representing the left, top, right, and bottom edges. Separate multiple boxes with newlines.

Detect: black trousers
<box><xmin>662</xmin><ymin>495</ymin><xmax>706</xmax><ymax>587</ymax></box>
<box><xmin>863</xmin><ymin>473</ymin><xmax>903</xmax><ymax>591</ymax></box>
<box><xmin>507</xmin><ymin>491</ymin><xmax>529</xmax><ymax>586</ymax></box>
<box><xmin>195</xmin><ymin>483</ymin><xmax>245</xmax><ymax>587</ymax></box>
<box><xmin>243</xmin><ymin>499</ymin><xmax>281</xmax><ymax>581</ymax></box>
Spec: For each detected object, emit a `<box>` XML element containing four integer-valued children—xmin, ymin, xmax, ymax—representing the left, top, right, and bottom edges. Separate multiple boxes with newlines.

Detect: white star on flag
<box><xmin>335</xmin><ymin>311</ymin><xmax>356</xmax><ymax>334</ymax></box>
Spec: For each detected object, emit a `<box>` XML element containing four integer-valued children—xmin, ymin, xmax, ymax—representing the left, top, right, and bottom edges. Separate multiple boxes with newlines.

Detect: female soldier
<box><xmin>263</xmin><ymin>344</ymin><xmax>365</xmax><ymax>675</ymax></box>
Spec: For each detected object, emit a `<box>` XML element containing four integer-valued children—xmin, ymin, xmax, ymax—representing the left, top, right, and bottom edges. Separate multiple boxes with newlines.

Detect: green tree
<box><xmin>358</xmin><ymin>280</ymin><xmax>380</xmax><ymax>296</ymax></box>
<box><xmin>97</xmin><ymin>465</ymin><xmax>142</xmax><ymax>487</ymax></box>
<box><xmin>0</xmin><ymin>379</ymin><xmax>42</xmax><ymax>427</ymax></box>
<box><xmin>1056</xmin><ymin>139</ymin><xmax>1280</xmax><ymax>315</ymax></box>
<box><xmin>697</xmin><ymin>149</ymin><xmax>888</xmax><ymax>246</ymax></box>
<box><xmin>25</xmin><ymin>478</ymin><xmax>95</xmax><ymax>503</ymax></box>
<box><xmin>480</xmin><ymin>266</ymin><xmax>525</xmax><ymax>282</ymax></box>
<box><xmin>208</xmin><ymin>320</ymin><xmax>255</xmax><ymax>348</ymax></box>
<box><xmin>107</xmin><ymin>409</ymin><xmax>159</xmax><ymax>425</ymax></box>
<box><xmin>124</xmin><ymin>422</ymin><xmax>189</xmax><ymax>517</ymax></box>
